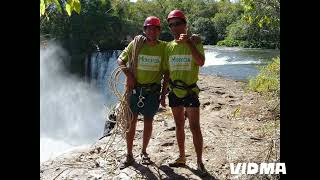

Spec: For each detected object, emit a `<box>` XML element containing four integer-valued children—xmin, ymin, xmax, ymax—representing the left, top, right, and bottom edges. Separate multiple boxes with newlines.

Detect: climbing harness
<box><xmin>169</xmin><ymin>79</ymin><xmax>198</xmax><ymax>97</ymax></box>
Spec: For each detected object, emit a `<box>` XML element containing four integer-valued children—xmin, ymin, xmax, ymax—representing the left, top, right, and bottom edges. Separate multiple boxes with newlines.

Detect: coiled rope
<box><xmin>100</xmin><ymin>35</ymin><xmax>146</xmax><ymax>158</ymax></box>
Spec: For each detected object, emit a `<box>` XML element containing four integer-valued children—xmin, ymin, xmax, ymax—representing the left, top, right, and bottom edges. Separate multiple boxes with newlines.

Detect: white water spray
<box><xmin>40</xmin><ymin>43</ymin><xmax>106</xmax><ymax>162</ymax></box>
<box><xmin>204</xmin><ymin>51</ymin><xmax>262</xmax><ymax>66</ymax></box>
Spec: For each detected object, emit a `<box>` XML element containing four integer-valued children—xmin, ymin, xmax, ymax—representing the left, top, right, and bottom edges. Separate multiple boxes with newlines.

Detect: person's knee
<box><xmin>175</xmin><ymin>120</ymin><xmax>185</xmax><ymax>129</ymax></box>
<box><xmin>189</xmin><ymin>121</ymin><xmax>201</xmax><ymax>133</ymax></box>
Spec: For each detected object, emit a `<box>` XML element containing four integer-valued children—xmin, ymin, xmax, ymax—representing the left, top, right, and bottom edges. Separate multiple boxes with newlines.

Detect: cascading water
<box><xmin>40</xmin><ymin>43</ymin><xmax>121</xmax><ymax>163</ymax></box>
<box><xmin>86</xmin><ymin>50</ymin><xmax>123</xmax><ymax>104</ymax></box>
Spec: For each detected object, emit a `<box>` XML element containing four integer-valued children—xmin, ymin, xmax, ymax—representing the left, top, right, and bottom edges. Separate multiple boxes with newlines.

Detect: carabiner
<box><xmin>137</xmin><ymin>88</ymin><xmax>145</xmax><ymax>108</ymax></box>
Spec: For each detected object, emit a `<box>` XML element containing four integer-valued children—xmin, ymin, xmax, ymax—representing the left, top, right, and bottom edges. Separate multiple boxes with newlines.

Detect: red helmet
<box><xmin>143</xmin><ymin>16</ymin><xmax>161</xmax><ymax>27</ymax></box>
<box><xmin>167</xmin><ymin>9</ymin><xmax>186</xmax><ymax>22</ymax></box>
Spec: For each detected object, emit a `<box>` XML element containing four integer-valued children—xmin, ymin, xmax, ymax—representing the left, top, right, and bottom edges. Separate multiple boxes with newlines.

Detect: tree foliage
<box><xmin>249</xmin><ymin>57</ymin><xmax>280</xmax><ymax>95</ymax></box>
<box><xmin>222</xmin><ymin>0</ymin><xmax>280</xmax><ymax>48</ymax></box>
<box><xmin>40</xmin><ymin>0</ymin><xmax>280</xmax><ymax>75</ymax></box>
<box><xmin>40</xmin><ymin>0</ymin><xmax>81</xmax><ymax>17</ymax></box>
<box><xmin>191</xmin><ymin>17</ymin><xmax>216</xmax><ymax>45</ymax></box>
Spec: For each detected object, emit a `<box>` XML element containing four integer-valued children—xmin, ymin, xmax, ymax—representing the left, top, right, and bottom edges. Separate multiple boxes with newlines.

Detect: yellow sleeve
<box><xmin>118</xmin><ymin>41</ymin><xmax>133</xmax><ymax>63</ymax></box>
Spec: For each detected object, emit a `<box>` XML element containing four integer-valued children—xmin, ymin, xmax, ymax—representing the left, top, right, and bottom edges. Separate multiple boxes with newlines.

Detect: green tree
<box><xmin>212</xmin><ymin>1</ymin><xmax>243</xmax><ymax>41</ymax></box>
<box><xmin>226</xmin><ymin>18</ymin><xmax>248</xmax><ymax>41</ymax></box>
<box><xmin>40</xmin><ymin>0</ymin><xmax>81</xmax><ymax>17</ymax></box>
<box><xmin>41</xmin><ymin>0</ymin><xmax>134</xmax><ymax>75</ymax></box>
<box><xmin>240</xmin><ymin>0</ymin><xmax>280</xmax><ymax>48</ymax></box>
<box><xmin>191</xmin><ymin>17</ymin><xmax>216</xmax><ymax>44</ymax></box>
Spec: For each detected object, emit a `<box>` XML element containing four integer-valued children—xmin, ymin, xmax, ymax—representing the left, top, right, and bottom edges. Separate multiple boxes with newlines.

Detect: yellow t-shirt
<box><xmin>118</xmin><ymin>40</ymin><xmax>167</xmax><ymax>84</ymax></box>
<box><xmin>164</xmin><ymin>41</ymin><xmax>205</xmax><ymax>98</ymax></box>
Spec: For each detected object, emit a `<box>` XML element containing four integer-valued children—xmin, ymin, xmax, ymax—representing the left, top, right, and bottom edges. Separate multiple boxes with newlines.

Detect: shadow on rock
<box><xmin>158</xmin><ymin>165</ymin><xmax>188</xmax><ymax>179</ymax></box>
<box><xmin>184</xmin><ymin>165</ymin><xmax>219</xmax><ymax>180</ymax></box>
<box><xmin>131</xmin><ymin>161</ymin><xmax>159</xmax><ymax>179</ymax></box>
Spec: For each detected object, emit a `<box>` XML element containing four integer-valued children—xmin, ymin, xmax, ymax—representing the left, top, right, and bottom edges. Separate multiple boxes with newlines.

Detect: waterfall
<box><xmin>40</xmin><ymin>44</ymin><xmax>122</xmax><ymax>163</ymax></box>
<box><xmin>86</xmin><ymin>50</ymin><xmax>124</xmax><ymax>138</ymax></box>
<box><xmin>86</xmin><ymin>50</ymin><xmax>123</xmax><ymax>105</ymax></box>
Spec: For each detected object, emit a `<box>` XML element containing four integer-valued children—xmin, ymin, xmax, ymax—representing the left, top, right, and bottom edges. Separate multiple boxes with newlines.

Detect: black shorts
<box><xmin>168</xmin><ymin>92</ymin><xmax>200</xmax><ymax>107</ymax></box>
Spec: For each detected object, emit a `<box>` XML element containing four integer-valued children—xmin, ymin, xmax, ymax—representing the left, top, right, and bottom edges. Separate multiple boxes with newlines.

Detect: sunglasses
<box><xmin>169</xmin><ymin>21</ymin><xmax>185</xmax><ymax>28</ymax></box>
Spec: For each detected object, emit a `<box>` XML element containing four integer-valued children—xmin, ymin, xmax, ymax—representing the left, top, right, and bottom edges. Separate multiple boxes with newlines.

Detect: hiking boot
<box><xmin>119</xmin><ymin>154</ymin><xmax>135</xmax><ymax>170</ymax></box>
<box><xmin>197</xmin><ymin>162</ymin><xmax>208</xmax><ymax>176</ymax></box>
<box><xmin>168</xmin><ymin>156</ymin><xmax>186</xmax><ymax>167</ymax></box>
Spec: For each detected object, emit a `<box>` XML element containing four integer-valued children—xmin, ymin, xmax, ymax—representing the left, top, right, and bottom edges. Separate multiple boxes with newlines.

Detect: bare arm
<box><xmin>117</xmin><ymin>59</ymin><xmax>136</xmax><ymax>90</ymax></box>
<box><xmin>186</xmin><ymin>39</ymin><xmax>205</xmax><ymax>67</ymax></box>
<box><xmin>176</xmin><ymin>34</ymin><xmax>205</xmax><ymax>67</ymax></box>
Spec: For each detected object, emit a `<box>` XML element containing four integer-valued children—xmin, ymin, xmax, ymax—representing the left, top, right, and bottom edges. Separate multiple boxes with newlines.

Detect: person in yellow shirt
<box><xmin>117</xmin><ymin>16</ymin><xmax>166</xmax><ymax>169</ymax></box>
<box><xmin>162</xmin><ymin>9</ymin><xmax>207</xmax><ymax>175</ymax></box>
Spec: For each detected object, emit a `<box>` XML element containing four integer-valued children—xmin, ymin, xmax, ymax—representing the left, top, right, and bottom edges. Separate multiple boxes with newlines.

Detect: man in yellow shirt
<box><xmin>162</xmin><ymin>9</ymin><xmax>207</xmax><ymax>175</ymax></box>
<box><xmin>117</xmin><ymin>16</ymin><xmax>167</xmax><ymax>169</ymax></box>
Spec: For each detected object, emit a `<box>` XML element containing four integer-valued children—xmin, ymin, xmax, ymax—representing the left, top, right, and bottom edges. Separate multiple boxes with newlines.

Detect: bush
<box><xmin>217</xmin><ymin>39</ymin><xmax>278</xmax><ymax>49</ymax></box>
<box><xmin>249</xmin><ymin>56</ymin><xmax>280</xmax><ymax>115</ymax></box>
<box><xmin>238</xmin><ymin>41</ymin><xmax>262</xmax><ymax>48</ymax></box>
<box><xmin>249</xmin><ymin>57</ymin><xmax>280</xmax><ymax>96</ymax></box>
<box><xmin>216</xmin><ymin>38</ymin><xmax>241</xmax><ymax>47</ymax></box>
